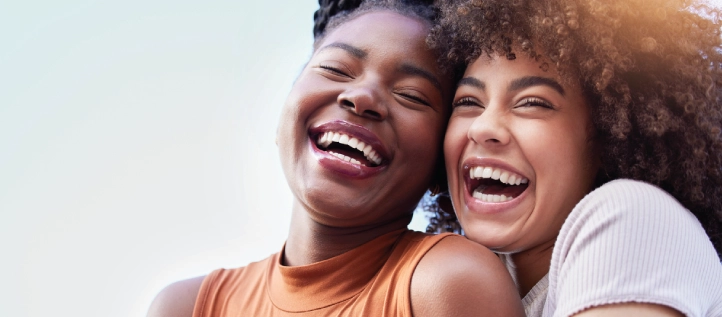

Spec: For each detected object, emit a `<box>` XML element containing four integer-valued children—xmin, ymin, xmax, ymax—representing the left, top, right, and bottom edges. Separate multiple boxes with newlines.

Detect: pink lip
<box><xmin>461</xmin><ymin>157</ymin><xmax>531</xmax><ymax>215</ymax></box>
<box><xmin>308</xmin><ymin>120</ymin><xmax>389</xmax><ymax>179</ymax></box>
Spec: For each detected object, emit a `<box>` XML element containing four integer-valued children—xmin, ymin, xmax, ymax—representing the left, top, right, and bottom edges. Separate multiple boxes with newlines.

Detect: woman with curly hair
<box><xmin>428</xmin><ymin>0</ymin><xmax>722</xmax><ymax>315</ymax></box>
<box><xmin>145</xmin><ymin>1</ymin><xmax>524</xmax><ymax>316</ymax></box>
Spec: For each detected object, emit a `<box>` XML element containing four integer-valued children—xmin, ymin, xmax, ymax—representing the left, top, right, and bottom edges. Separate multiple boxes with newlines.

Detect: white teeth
<box><xmin>316</xmin><ymin>131</ymin><xmax>382</xmax><ymax>165</ymax></box>
<box><xmin>499</xmin><ymin>171</ymin><xmax>509</xmax><ymax>183</ymax></box>
<box><xmin>362</xmin><ymin>144</ymin><xmax>372</xmax><ymax>155</ymax></box>
<box><xmin>351</xmin><ymin>139</ymin><xmax>361</xmax><ymax>150</ymax></box>
<box><xmin>469</xmin><ymin>166</ymin><xmax>528</xmax><ymax>186</ymax></box>
<box><xmin>473</xmin><ymin>167</ymin><xmax>484</xmax><ymax>178</ymax></box>
<box><xmin>329</xmin><ymin>151</ymin><xmax>361</xmax><ymax>165</ymax></box>
<box><xmin>472</xmin><ymin>188</ymin><xmax>513</xmax><ymax>203</ymax></box>
<box><xmin>482</xmin><ymin>167</ymin><xmax>493</xmax><ymax>178</ymax></box>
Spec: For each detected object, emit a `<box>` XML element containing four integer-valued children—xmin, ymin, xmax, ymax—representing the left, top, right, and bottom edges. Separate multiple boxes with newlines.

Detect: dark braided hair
<box><xmin>313</xmin><ymin>0</ymin><xmax>364</xmax><ymax>39</ymax></box>
<box><xmin>426</xmin><ymin>0</ymin><xmax>722</xmax><ymax>256</ymax></box>
<box><xmin>313</xmin><ymin>0</ymin><xmax>440</xmax><ymax>41</ymax></box>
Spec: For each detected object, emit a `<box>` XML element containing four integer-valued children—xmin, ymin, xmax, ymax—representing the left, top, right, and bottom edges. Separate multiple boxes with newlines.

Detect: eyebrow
<box><xmin>457</xmin><ymin>77</ymin><xmax>485</xmax><ymax>90</ymax></box>
<box><xmin>457</xmin><ymin>75</ymin><xmax>565</xmax><ymax>96</ymax></box>
<box><xmin>318</xmin><ymin>42</ymin><xmax>367</xmax><ymax>59</ymax></box>
<box><xmin>509</xmin><ymin>76</ymin><xmax>565</xmax><ymax>96</ymax></box>
<box><xmin>399</xmin><ymin>63</ymin><xmax>443</xmax><ymax>94</ymax></box>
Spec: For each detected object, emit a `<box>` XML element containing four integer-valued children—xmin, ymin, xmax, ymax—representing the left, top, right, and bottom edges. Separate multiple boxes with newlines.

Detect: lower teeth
<box><xmin>472</xmin><ymin>191</ymin><xmax>512</xmax><ymax>203</ymax></box>
<box><xmin>329</xmin><ymin>151</ymin><xmax>361</xmax><ymax>165</ymax></box>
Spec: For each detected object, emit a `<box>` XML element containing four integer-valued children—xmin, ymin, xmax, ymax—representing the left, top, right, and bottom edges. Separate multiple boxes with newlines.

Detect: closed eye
<box><xmin>397</xmin><ymin>92</ymin><xmax>431</xmax><ymax>107</ymax></box>
<box><xmin>319</xmin><ymin>64</ymin><xmax>352</xmax><ymax>78</ymax></box>
<box><xmin>513</xmin><ymin>97</ymin><xmax>555</xmax><ymax>109</ymax></box>
<box><xmin>453</xmin><ymin>97</ymin><xmax>482</xmax><ymax>108</ymax></box>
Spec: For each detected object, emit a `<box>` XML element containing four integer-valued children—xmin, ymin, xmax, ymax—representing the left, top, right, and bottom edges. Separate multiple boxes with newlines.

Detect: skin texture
<box><xmin>147</xmin><ymin>11</ymin><xmax>524</xmax><ymax>317</ymax></box>
<box><xmin>146</xmin><ymin>277</ymin><xmax>204</xmax><ymax>317</ymax></box>
<box><xmin>411</xmin><ymin>236</ymin><xmax>524</xmax><ymax>317</ymax></box>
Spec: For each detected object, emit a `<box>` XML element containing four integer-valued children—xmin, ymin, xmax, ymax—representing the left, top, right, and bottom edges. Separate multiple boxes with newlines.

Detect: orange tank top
<box><xmin>192</xmin><ymin>229</ymin><xmax>455</xmax><ymax>316</ymax></box>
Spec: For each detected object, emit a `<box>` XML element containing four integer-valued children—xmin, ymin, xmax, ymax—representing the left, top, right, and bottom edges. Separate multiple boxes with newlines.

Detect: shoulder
<box><xmin>558</xmin><ymin>179</ymin><xmax>717</xmax><ymax>267</ymax></box>
<box><xmin>564</xmin><ymin>179</ymin><xmax>704</xmax><ymax>240</ymax></box>
<box><xmin>549</xmin><ymin>179</ymin><xmax>722</xmax><ymax>317</ymax></box>
<box><xmin>146</xmin><ymin>276</ymin><xmax>206</xmax><ymax>317</ymax></box>
<box><xmin>410</xmin><ymin>234</ymin><xmax>524</xmax><ymax>317</ymax></box>
<box><xmin>574</xmin><ymin>179</ymin><xmax>683</xmax><ymax>217</ymax></box>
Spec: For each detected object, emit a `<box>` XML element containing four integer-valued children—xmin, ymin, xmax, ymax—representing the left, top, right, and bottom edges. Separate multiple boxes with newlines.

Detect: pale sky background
<box><xmin>2</xmin><ymin>1</ymin><xmax>722</xmax><ymax>317</ymax></box>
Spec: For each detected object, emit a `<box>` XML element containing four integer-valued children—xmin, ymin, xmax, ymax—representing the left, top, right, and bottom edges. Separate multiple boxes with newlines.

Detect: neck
<box><xmin>283</xmin><ymin>201</ymin><xmax>412</xmax><ymax>266</ymax></box>
<box><xmin>508</xmin><ymin>239</ymin><xmax>554</xmax><ymax>297</ymax></box>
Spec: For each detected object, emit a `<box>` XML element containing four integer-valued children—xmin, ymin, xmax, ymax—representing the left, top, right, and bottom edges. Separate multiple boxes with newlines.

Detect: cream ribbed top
<box><xmin>509</xmin><ymin>179</ymin><xmax>722</xmax><ymax>317</ymax></box>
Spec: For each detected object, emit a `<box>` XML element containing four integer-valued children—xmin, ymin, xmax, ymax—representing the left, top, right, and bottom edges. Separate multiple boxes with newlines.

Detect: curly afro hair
<box><xmin>426</xmin><ymin>0</ymin><xmax>722</xmax><ymax>256</ymax></box>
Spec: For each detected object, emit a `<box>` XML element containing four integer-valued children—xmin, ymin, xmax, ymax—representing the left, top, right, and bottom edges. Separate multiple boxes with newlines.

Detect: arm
<box><xmin>573</xmin><ymin>303</ymin><xmax>683</xmax><ymax>317</ymax></box>
<box><xmin>410</xmin><ymin>236</ymin><xmax>524</xmax><ymax>317</ymax></box>
<box><xmin>146</xmin><ymin>276</ymin><xmax>205</xmax><ymax>317</ymax></box>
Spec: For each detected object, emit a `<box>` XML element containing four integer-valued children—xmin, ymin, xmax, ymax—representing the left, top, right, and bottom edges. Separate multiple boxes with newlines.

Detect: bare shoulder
<box><xmin>146</xmin><ymin>276</ymin><xmax>205</xmax><ymax>317</ymax></box>
<box><xmin>411</xmin><ymin>235</ymin><xmax>524</xmax><ymax>317</ymax></box>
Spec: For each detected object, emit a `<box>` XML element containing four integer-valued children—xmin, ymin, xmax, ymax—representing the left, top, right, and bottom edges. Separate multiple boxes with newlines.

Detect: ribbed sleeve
<box><xmin>543</xmin><ymin>179</ymin><xmax>722</xmax><ymax>317</ymax></box>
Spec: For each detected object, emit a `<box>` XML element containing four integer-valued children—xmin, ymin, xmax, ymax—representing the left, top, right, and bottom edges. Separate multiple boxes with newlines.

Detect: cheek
<box><xmin>443</xmin><ymin>118</ymin><xmax>469</xmax><ymax>180</ymax></box>
<box><xmin>401</xmin><ymin>112</ymin><xmax>445</xmax><ymax>152</ymax></box>
<box><xmin>445</xmin><ymin>116</ymin><xmax>472</xmax><ymax>150</ymax></box>
<box><xmin>520</xmin><ymin>121</ymin><xmax>594</xmax><ymax>186</ymax></box>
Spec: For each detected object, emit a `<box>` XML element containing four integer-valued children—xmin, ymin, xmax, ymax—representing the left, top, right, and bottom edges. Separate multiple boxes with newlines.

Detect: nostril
<box><xmin>340</xmin><ymin>99</ymin><xmax>355</xmax><ymax>109</ymax></box>
<box><xmin>363</xmin><ymin>110</ymin><xmax>381</xmax><ymax>120</ymax></box>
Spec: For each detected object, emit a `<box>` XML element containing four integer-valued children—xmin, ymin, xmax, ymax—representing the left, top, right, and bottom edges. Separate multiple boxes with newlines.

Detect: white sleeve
<box><xmin>544</xmin><ymin>179</ymin><xmax>722</xmax><ymax>317</ymax></box>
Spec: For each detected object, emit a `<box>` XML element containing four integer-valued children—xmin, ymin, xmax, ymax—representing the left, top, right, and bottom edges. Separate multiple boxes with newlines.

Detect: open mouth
<box><xmin>315</xmin><ymin>131</ymin><xmax>384</xmax><ymax>167</ymax></box>
<box><xmin>467</xmin><ymin>166</ymin><xmax>529</xmax><ymax>203</ymax></box>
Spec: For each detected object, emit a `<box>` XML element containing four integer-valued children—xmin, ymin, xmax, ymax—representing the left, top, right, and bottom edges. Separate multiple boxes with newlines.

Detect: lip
<box><xmin>309</xmin><ymin>120</ymin><xmax>390</xmax><ymax>179</ymax></box>
<box><xmin>460</xmin><ymin>157</ymin><xmax>531</xmax><ymax>214</ymax></box>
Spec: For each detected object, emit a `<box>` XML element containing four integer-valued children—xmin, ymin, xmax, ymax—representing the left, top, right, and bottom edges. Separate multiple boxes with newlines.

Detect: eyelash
<box><xmin>452</xmin><ymin>97</ymin><xmax>481</xmax><ymax>108</ymax></box>
<box><xmin>514</xmin><ymin>97</ymin><xmax>555</xmax><ymax>109</ymax></box>
<box><xmin>397</xmin><ymin>92</ymin><xmax>430</xmax><ymax>106</ymax></box>
<box><xmin>452</xmin><ymin>96</ymin><xmax>555</xmax><ymax>110</ymax></box>
<box><xmin>319</xmin><ymin>64</ymin><xmax>349</xmax><ymax>77</ymax></box>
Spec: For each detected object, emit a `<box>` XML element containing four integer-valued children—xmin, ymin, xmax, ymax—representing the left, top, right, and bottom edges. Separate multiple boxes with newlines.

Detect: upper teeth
<box><xmin>317</xmin><ymin>131</ymin><xmax>382</xmax><ymax>165</ymax></box>
<box><xmin>470</xmin><ymin>166</ymin><xmax>528</xmax><ymax>186</ymax></box>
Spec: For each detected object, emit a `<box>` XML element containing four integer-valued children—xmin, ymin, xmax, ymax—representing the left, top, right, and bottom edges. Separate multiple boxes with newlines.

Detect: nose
<box><xmin>467</xmin><ymin>107</ymin><xmax>511</xmax><ymax>148</ymax></box>
<box><xmin>337</xmin><ymin>81</ymin><xmax>388</xmax><ymax>120</ymax></box>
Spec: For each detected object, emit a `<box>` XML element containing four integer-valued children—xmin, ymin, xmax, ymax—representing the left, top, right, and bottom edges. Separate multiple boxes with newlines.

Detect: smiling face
<box><xmin>277</xmin><ymin>11</ymin><xmax>451</xmax><ymax>228</ymax></box>
<box><xmin>445</xmin><ymin>54</ymin><xmax>598</xmax><ymax>254</ymax></box>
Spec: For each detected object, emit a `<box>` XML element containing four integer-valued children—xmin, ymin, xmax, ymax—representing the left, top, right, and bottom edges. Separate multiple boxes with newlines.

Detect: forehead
<box><xmin>466</xmin><ymin>54</ymin><xmax>559</xmax><ymax>80</ymax></box>
<box><xmin>317</xmin><ymin>11</ymin><xmax>432</xmax><ymax>59</ymax></box>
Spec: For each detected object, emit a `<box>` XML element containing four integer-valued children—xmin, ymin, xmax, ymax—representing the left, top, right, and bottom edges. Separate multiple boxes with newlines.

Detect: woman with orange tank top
<box><xmin>145</xmin><ymin>1</ymin><xmax>524</xmax><ymax>316</ymax></box>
